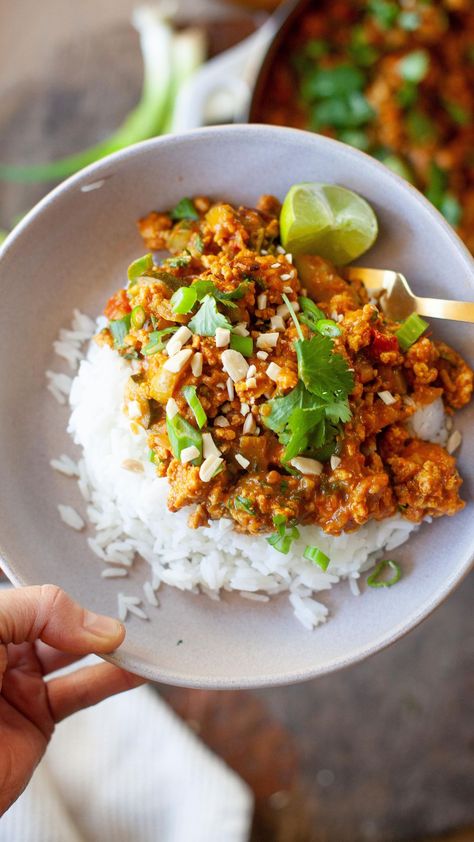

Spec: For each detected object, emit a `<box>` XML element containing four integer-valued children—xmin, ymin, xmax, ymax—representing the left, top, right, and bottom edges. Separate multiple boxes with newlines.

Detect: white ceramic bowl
<box><xmin>0</xmin><ymin>125</ymin><xmax>473</xmax><ymax>687</ymax></box>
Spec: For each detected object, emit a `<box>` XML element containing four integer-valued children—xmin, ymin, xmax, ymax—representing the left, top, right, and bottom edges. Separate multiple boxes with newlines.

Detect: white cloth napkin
<box><xmin>0</xmin><ymin>681</ymin><xmax>253</xmax><ymax>842</ymax></box>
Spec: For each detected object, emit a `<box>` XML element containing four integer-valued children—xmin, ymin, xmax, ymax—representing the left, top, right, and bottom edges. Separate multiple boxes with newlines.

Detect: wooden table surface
<box><xmin>1</xmin><ymin>5</ymin><xmax>473</xmax><ymax>840</ymax></box>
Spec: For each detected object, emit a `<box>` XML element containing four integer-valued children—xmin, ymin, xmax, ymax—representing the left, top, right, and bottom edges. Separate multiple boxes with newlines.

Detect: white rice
<box><xmin>47</xmin><ymin>312</ymin><xmax>453</xmax><ymax>629</ymax></box>
<box><xmin>57</xmin><ymin>504</ymin><xmax>85</xmax><ymax>531</ymax></box>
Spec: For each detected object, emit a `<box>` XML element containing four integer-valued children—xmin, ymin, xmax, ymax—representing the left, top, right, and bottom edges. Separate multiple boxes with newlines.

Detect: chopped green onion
<box><xmin>230</xmin><ymin>334</ymin><xmax>253</xmax><ymax>356</ymax></box>
<box><xmin>368</xmin><ymin>0</ymin><xmax>399</xmax><ymax>29</ymax></box>
<box><xmin>167</xmin><ymin>252</ymin><xmax>192</xmax><ymax>268</ymax></box>
<box><xmin>192</xmin><ymin>234</ymin><xmax>204</xmax><ymax>254</ymax></box>
<box><xmin>282</xmin><ymin>294</ymin><xmax>304</xmax><ymax>341</ymax></box>
<box><xmin>182</xmin><ymin>385</ymin><xmax>207</xmax><ymax>429</ymax></box>
<box><xmin>398</xmin><ymin>11</ymin><xmax>420</xmax><ymax>31</ymax></box>
<box><xmin>273</xmin><ymin>514</ymin><xmax>287</xmax><ymax>532</ymax></box>
<box><xmin>444</xmin><ymin>101</ymin><xmax>469</xmax><ymax>127</ymax></box>
<box><xmin>398</xmin><ymin>50</ymin><xmax>429</xmax><ymax>84</ymax></box>
<box><xmin>234</xmin><ymin>496</ymin><xmax>255</xmax><ymax>514</ymax></box>
<box><xmin>299</xmin><ymin>297</ymin><xmax>325</xmax><ymax>321</ymax></box>
<box><xmin>299</xmin><ymin>297</ymin><xmax>326</xmax><ymax>332</ymax></box>
<box><xmin>131</xmin><ymin>305</ymin><xmax>146</xmax><ymax>329</ymax></box>
<box><xmin>128</xmin><ymin>253</ymin><xmax>154</xmax><ymax>282</ymax></box>
<box><xmin>267</xmin><ymin>515</ymin><xmax>300</xmax><ymax>554</ymax></box>
<box><xmin>148</xmin><ymin>449</ymin><xmax>161</xmax><ymax>466</ymax></box>
<box><xmin>367</xmin><ymin>559</ymin><xmax>401</xmax><ymax>588</ymax></box>
<box><xmin>142</xmin><ymin>326</ymin><xmax>178</xmax><ymax>355</ymax></box>
<box><xmin>396</xmin><ymin>314</ymin><xmax>428</xmax><ymax>351</ymax></box>
<box><xmin>303</xmin><ymin>545</ymin><xmax>330</xmax><ymax>571</ymax></box>
<box><xmin>110</xmin><ymin>313</ymin><xmax>131</xmax><ymax>348</ymax></box>
<box><xmin>170</xmin><ymin>197</ymin><xmax>199</xmax><ymax>221</ymax></box>
<box><xmin>166</xmin><ymin>413</ymin><xmax>202</xmax><ymax>463</ymax></box>
<box><xmin>439</xmin><ymin>194</ymin><xmax>462</xmax><ymax>227</ymax></box>
<box><xmin>267</xmin><ymin>533</ymin><xmax>293</xmax><ymax>554</ymax></box>
<box><xmin>315</xmin><ymin>319</ymin><xmax>341</xmax><ymax>338</ymax></box>
<box><xmin>171</xmin><ymin>286</ymin><xmax>197</xmax><ymax>314</ymax></box>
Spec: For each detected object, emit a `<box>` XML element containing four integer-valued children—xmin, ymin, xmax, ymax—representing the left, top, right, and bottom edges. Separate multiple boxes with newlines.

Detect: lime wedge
<box><xmin>280</xmin><ymin>182</ymin><xmax>378</xmax><ymax>265</ymax></box>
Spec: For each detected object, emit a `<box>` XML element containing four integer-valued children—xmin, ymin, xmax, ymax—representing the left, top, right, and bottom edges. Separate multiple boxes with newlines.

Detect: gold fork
<box><xmin>345</xmin><ymin>268</ymin><xmax>474</xmax><ymax>323</ymax></box>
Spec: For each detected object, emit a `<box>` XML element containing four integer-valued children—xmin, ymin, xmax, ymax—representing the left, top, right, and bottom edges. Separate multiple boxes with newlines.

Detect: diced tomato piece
<box><xmin>104</xmin><ymin>289</ymin><xmax>131</xmax><ymax>320</ymax></box>
<box><xmin>368</xmin><ymin>328</ymin><xmax>399</xmax><ymax>360</ymax></box>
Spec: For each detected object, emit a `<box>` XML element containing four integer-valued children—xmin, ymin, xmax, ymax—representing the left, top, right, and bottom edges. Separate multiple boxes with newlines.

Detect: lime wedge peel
<box><xmin>280</xmin><ymin>182</ymin><xmax>378</xmax><ymax>265</ymax></box>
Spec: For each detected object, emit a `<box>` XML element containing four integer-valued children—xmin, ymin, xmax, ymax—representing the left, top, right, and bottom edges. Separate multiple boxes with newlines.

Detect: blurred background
<box><xmin>0</xmin><ymin>1</ymin><xmax>473</xmax><ymax>840</ymax></box>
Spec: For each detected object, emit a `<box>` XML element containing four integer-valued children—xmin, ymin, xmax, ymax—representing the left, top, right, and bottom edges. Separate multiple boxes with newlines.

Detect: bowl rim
<box><xmin>0</xmin><ymin>123</ymin><xmax>473</xmax><ymax>688</ymax></box>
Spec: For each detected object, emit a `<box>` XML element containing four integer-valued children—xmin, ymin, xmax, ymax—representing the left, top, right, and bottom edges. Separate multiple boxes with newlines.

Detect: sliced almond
<box><xmin>221</xmin><ymin>349</ymin><xmax>249</xmax><ymax>382</ymax></box>
<box><xmin>290</xmin><ymin>456</ymin><xmax>323</xmax><ymax>476</ymax></box>
<box><xmin>163</xmin><ymin>348</ymin><xmax>193</xmax><ymax>373</ymax></box>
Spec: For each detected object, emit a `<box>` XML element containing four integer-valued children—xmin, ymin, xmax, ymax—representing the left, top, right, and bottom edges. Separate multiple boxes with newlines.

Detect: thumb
<box><xmin>0</xmin><ymin>585</ymin><xmax>125</xmax><ymax>654</ymax></box>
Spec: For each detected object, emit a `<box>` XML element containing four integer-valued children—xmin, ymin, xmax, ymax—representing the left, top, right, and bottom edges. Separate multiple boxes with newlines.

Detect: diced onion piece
<box><xmin>257</xmin><ymin>293</ymin><xmax>267</xmax><ymax>309</ymax></box>
<box><xmin>163</xmin><ymin>348</ymin><xmax>193</xmax><ymax>373</ymax></box>
<box><xmin>199</xmin><ymin>454</ymin><xmax>223</xmax><ymax>482</ymax></box>
<box><xmin>276</xmin><ymin>303</ymin><xmax>290</xmax><ymax>319</ymax></box>
<box><xmin>243</xmin><ymin>414</ymin><xmax>256</xmax><ymax>434</ymax></box>
<box><xmin>330</xmin><ymin>455</ymin><xmax>341</xmax><ymax>470</ymax></box>
<box><xmin>266</xmin><ymin>362</ymin><xmax>282</xmax><ymax>382</ymax></box>
<box><xmin>280</xmin><ymin>273</ymin><xmax>292</xmax><ymax>281</ymax></box>
<box><xmin>221</xmin><ymin>349</ymin><xmax>249</xmax><ymax>382</ymax></box>
<box><xmin>246</xmin><ymin>364</ymin><xmax>257</xmax><ymax>379</ymax></box>
<box><xmin>270</xmin><ymin>315</ymin><xmax>285</xmax><ymax>332</ymax></box>
<box><xmin>256</xmin><ymin>350</ymin><xmax>268</xmax><ymax>360</ymax></box>
<box><xmin>191</xmin><ymin>352</ymin><xmax>203</xmax><ymax>377</ymax></box>
<box><xmin>226</xmin><ymin>377</ymin><xmax>235</xmax><ymax>400</ymax></box>
<box><xmin>271</xmin><ymin>262</ymin><xmax>280</xmax><ymax>269</ymax></box>
<box><xmin>180</xmin><ymin>445</ymin><xmax>200</xmax><ymax>464</ymax></box>
<box><xmin>378</xmin><ymin>390</ymin><xmax>397</xmax><ymax>406</ymax></box>
<box><xmin>240</xmin><ymin>402</ymin><xmax>250</xmax><ymax>416</ymax></box>
<box><xmin>235</xmin><ymin>453</ymin><xmax>250</xmax><ymax>469</ymax></box>
<box><xmin>286</xmin><ymin>254</ymin><xmax>293</xmax><ymax>264</ymax></box>
<box><xmin>214</xmin><ymin>416</ymin><xmax>229</xmax><ymax>427</ymax></box>
<box><xmin>166</xmin><ymin>397</ymin><xmax>179</xmax><ymax>419</ymax></box>
<box><xmin>232</xmin><ymin>322</ymin><xmax>250</xmax><ymax>337</ymax></box>
<box><xmin>202</xmin><ymin>432</ymin><xmax>220</xmax><ymax>458</ymax></box>
<box><xmin>215</xmin><ymin>327</ymin><xmax>230</xmax><ymax>348</ymax></box>
<box><xmin>290</xmin><ymin>456</ymin><xmax>323</xmax><ymax>475</ymax></box>
<box><xmin>256</xmin><ymin>332</ymin><xmax>279</xmax><ymax>349</ymax></box>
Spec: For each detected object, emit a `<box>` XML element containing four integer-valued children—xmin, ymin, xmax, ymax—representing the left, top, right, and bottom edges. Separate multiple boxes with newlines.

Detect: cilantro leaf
<box><xmin>187</xmin><ymin>294</ymin><xmax>232</xmax><ymax>336</ymax></box>
<box><xmin>263</xmin><ymin>382</ymin><xmax>309</xmax><ymax>433</ymax></box>
<box><xmin>192</xmin><ymin>279</ymin><xmax>249</xmax><ymax>305</ymax></box>
<box><xmin>170</xmin><ymin>197</ymin><xmax>199</xmax><ymax>221</ymax></box>
<box><xmin>283</xmin><ymin>407</ymin><xmax>325</xmax><ymax>461</ymax></box>
<box><xmin>295</xmin><ymin>335</ymin><xmax>354</xmax><ymax>402</ymax></box>
<box><xmin>324</xmin><ymin>400</ymin><xmax>352</xmax><ymax>424</ymax></box>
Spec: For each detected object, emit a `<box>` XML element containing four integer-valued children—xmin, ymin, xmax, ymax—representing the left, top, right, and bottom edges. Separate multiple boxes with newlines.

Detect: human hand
<box><xmin>0</xmin><ymin>584</ymin><xmax>144</xmax><ymax>815</ymax></box>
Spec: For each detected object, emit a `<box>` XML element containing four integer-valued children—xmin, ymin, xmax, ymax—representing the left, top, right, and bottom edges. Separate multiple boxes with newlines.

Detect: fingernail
<box><xmin>83</xmin><ymin>610</ymin><xmax>123</xmax><ymax>639</ymax></box>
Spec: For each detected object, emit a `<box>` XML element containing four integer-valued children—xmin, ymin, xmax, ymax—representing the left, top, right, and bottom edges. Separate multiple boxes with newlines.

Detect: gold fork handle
<box><xmin>414</xmin><ymin>297</ymin><xmax>474</xmax><ymax>323</ymax></box>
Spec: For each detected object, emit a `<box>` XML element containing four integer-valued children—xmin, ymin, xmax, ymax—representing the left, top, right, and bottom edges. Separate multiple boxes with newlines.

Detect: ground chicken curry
<box><xmin>99</xmin><ymin>194</ymin><xmax>472</xmax><ymax>540</ymax></box>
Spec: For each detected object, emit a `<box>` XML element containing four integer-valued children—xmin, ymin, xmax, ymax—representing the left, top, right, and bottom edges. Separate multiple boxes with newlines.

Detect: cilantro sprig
<box><xmin>262</xmin><ymin>304</ymin><xmax>353</xmax><ymax>462</ymax></box>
